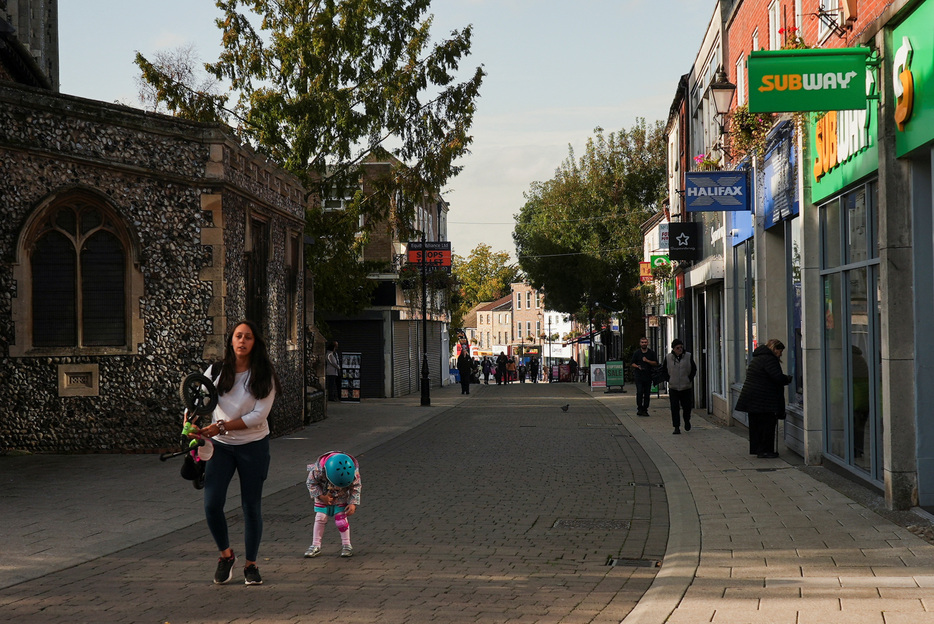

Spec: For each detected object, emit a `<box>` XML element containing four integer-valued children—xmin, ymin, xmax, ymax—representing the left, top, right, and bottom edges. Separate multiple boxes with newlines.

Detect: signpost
<box><xmin>407</xmin><ymin>240</ymin><xmax>452</xmax><ymax>406</ymax></box>
<box><xmin>406</xmin><ymin>241</ymin><xmax>452</xmax><ymax>272</ymax></box>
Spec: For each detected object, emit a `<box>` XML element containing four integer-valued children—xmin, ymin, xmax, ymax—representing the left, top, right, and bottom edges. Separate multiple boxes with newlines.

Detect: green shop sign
<box><xmin>893</xmin><ymin>0</ymin><xmax>934</xmax><ymax>157</ymax></box>
<box><xmin>809</xmin><ymin>102</ymin><xmax>878</xmax><ymax>203</ymax></box>
<box><xmin>748</xmin><ymin>48</ymin><xmax>870</xmax><ymax>113</ymax></box>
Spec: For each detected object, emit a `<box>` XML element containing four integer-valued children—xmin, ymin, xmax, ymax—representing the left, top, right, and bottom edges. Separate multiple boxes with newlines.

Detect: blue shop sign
<box><xmin>685</xmin><ymin>171</ymin><xmax>750</xmax><ymax>212</ymax></box>
<box><xmin>763</xmin><ymin>124</ymin><xmax>799</xmax><ymax>229</ymax></box>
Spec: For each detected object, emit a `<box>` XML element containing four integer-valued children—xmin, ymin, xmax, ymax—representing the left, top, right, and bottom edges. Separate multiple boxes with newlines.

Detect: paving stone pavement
<box><xmin>590</xmin><ymin>390</ymin><xmax>934</xmax><ymax>624</ymax></box>
<box><xmin>4</xmin><ymin>381</ymin><xmax>934</xmax><ymax>624</ymax></box>
<box><xmin>0</xmin><ymin>382</ymin><xmax>667</xmax><ymax>623</ymax></box>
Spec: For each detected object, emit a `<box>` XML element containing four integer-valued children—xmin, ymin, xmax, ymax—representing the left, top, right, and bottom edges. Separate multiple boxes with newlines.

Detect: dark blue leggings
<box><xmin>204</xmin><ymin>436</ymin><xmax>270</xmax><ymax>562</ymax></box>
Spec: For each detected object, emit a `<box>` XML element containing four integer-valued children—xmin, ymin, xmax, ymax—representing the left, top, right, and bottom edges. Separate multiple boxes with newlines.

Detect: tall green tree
<box><xmin>449</xmin><ymin>244</ymin><xmax>521</xmax><ymax>338</ymax></box>
<box><xmin>513</xmin><ymin>119</ymin><xmax>667</xmax><ymax>332</ymax></box>
<box><xmin>137</xmin><ymin>0</ymin><xmax>484</xmax><ymax>317</ymax></box>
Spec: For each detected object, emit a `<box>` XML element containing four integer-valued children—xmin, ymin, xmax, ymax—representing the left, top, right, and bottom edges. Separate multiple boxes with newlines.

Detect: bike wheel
<box><xmin>179</xmin><ymin>373</ymin><xmax>219</xmax><ymax>415</ymax></box>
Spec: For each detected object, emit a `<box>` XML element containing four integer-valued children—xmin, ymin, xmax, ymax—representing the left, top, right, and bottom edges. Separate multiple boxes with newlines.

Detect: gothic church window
<box><xmin>29</xmin><ymin>199</ymin><xmax>127</xmax><ymax>347</ymax></box>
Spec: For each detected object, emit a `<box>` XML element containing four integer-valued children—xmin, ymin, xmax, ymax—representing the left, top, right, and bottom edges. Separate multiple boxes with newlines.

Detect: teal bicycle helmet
<box><xmin>324</xmin><ymin>453</ymin><xmax>356</xmax><ymax>488</ymax></box>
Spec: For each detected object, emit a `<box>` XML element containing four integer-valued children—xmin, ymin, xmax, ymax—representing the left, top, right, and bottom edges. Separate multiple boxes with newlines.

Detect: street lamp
<box><xmin>705</xmin><ymin>66</ymin><xmax>736</xmax><ymax>157</ymax></box>
<box><xmin>419</xmin><ymin>224</ymin><xmax>430</xmax><ymax>407</ymax></box>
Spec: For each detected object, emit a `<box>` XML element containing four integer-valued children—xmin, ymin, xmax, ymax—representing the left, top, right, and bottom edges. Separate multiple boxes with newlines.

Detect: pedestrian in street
<box><xmin>518</xmin><ymin>361</ymin><xmax>527</xmax><ymax>383</ymax></box>
<box><xmin>529</xmin><ymin>356</ymin><xmax>539</xmax><ymax>383</ymax></box>
<box><xmin>630</xmin><ymin>337</ymin><xmax>658</xmax><ymax>416</ymax></box>
<box><xmin>456</xmin><ymin>343</ymin><xmax>473</xmax><ymax>395</ymax></box>
<box><xmin>735</xmin><ymin>339</ymin><xmax>793</xmax><ymax>459</ymax></box>
<box><xmin>496</xmin><ymin>351</ymin><xmax>508</xmax><ymax>385</ymax></box>
<box><xmin>325</xmin><ymin>340</ymin><xmax>341</xmax><ymax>401</ymax></box>
<box><xmin>506</xmin><ymin>357</ymin><xmax>517</xmax><ymax>383</ymax></box>
<box><xmin>662</xmin><ymin>339</ymin><xmax>697</xmax><ymax>434</ymax></box>
<box><xmin>304</xmin><ymin>451</ymin><xmax>361</xmax><ymax>559</ymax></box>
<box><xmin>194</xmin><ymin>320</ymin><xmax>280</xmax><ymax>586</ymax></box>
<box><xmin>568</xmin><ymin>357</ymin><xmax>578</xmax><ymax>382</ymax></box>
<box><xmin>481</xmin><ymin>357</ymin><xmax>493</xmax><ymax>384</ymax></box>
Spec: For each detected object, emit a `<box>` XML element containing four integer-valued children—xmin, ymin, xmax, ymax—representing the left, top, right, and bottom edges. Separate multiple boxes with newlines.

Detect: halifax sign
<box><xmin>685</xmin><ymin>170</ymin><xmax>750</xmax><ymax>212</ymax></box>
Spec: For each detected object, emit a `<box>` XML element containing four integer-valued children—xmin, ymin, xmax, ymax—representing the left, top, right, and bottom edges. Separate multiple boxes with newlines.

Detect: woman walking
<box><xmin>193</xmin><ymin>320</ymin><xmax>281</xmax><ymax>585</ymax></box>
<box><xmin>735</xmin><ymin>339</ymin><xmax>792</xmax><ymax>459</ymax></box>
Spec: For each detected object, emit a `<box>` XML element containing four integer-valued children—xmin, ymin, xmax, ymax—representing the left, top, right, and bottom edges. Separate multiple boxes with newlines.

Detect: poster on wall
<box><xmin>762</xmin><ymin>124</ymin><xmax>799</xmax><ymax>229</ymax></box>
<box><xmin>340</xmin><ymin>352</ymin><xmax>362</xmax><ymax>402</ymax></box>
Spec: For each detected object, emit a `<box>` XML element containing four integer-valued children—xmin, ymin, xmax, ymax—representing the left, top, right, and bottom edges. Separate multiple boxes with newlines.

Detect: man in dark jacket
<box><xmin>735</xmin><ymin>339</ymin><xmax>793</xmax><ymax>458</ymax></box>
<box><xmin>631</xmin><ymin>337</ymin><xmax>658</xmax><ymax>416</ymax></box>
<box><xmin>495</xmin><ymin>352</ymin><xmax>508</xmax><ymax>385</ymax></box>
<box><xmin>662</xmin><ymin>339</ymin><xmax>697</xmax><ymax>434</ymax></box>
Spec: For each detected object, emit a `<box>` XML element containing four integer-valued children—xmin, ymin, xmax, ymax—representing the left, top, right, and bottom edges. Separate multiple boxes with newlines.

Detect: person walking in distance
<box><xmin>630</xmin><ymin>337</ymin><xmax>658</xmax><ymax>416</ymax></box>
<box><xmin>193</xmin><ymin>320</ymin><xmax>280</xmax><ymax>586</ymax></box>
<box><xmin>456</xmin><ymin>342</ymin><xmax>473</xmax><ymax>395</ymax></box>
<box><xmin>481</xmin><ymin>357</ymin><xmax>493</xmax><ymax>385</ymax></box>
<box><xmin>325</xmin><ymin>341</ymin><xmax>341</xmax><ymax>401</ymax></box>
<box><xmin>735</xmin><ymin>339</ymin><xmax>792</xmax><ymax>458</ymax></box>
<box><xmin>495</xmin><ymin>351</ymin><xmax>508</xmax><ymax>385</ymax></box>
<box><xmin>662</xmin><ymin>339</ymin><xmax>696</xmax><ymax>434</ymax></box>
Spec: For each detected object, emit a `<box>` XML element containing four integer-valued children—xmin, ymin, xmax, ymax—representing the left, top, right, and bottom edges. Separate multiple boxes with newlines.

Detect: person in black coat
<box><xmin>735</xmin><ymin>339</ymin><xmax>792</xmax><ymax>458</ymax></box>
<box><xmin>456</xmin><ymin>343</ymin><xmax>473</xmax><ymax>395</ymax></box>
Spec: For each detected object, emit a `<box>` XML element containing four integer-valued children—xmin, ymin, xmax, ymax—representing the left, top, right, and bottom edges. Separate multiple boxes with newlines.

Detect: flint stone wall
<box><xmin>0</xmin><ymin>83</ymin><xmax>306</xmax><ymax>453</ymax></box>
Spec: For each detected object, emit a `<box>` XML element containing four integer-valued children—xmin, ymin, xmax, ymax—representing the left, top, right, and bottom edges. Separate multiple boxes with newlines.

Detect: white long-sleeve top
<box><xmin>207</xmin><ymin>368</ymin><xmax>275</xmax><ymax>445</ymax></box>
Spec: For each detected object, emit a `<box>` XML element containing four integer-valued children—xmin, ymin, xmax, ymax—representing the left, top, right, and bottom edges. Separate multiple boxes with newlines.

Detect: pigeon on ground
<box><xmin>560</xmin><ymin>404</ymin><xmax>569</xmax><ymax>412</ymax></box>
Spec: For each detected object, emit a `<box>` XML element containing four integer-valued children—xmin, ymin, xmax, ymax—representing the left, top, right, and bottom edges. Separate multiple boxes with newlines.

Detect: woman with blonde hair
<box><xmin>735</xmin><ymin>339</ymin><xmax>792</xmax><ymax>458</ymax></box>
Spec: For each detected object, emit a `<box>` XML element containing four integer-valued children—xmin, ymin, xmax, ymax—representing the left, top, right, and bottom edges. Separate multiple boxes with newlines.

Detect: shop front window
<box><xmin>824</xmin><ymin>272</ymin><xmax>846</xmax><ymax>458</ymax></box>
<box><xmin>820</xmin><ymin>182</ymin><xmax>881</xmax><ymax>480</ymax></box>
<box><xmin>787</xmin><ymin>216</ymin><xmax>803</xmax><ymax>405</ymax></box>
<box><xmin>733</xmin><ymin>239</ymin><xmax>757</xmax><ymax>383</ymax></box>
<box><xmin>709</xmin><ymin>287</ymin><xmax>723</xmax><ymax>395</ymax></box>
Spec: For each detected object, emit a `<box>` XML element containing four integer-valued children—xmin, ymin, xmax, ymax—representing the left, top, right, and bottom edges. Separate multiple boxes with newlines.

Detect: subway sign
<box><xmin>748</xmin><ymin>48</ymin><xmax>870</xmax><ymax>113</ymax></box>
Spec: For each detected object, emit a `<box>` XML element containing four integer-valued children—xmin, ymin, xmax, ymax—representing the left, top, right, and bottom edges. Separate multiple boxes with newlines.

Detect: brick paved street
<box><xmin>5</xmin><ymin>380</ymin><xmax>934</xmax><ymax>624</ymax></box>
<box><xmin>0</xmin><ymin>382</ymin><xmax>666</xmax><ymax>623</ymax></box>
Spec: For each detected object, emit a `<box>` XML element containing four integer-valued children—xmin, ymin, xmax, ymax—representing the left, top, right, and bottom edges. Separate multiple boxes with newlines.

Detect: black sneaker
<box><xmin>214</xmin><ymin>553</ymin><xmax>236</xmax><ymax>584</ymax></box>
<box><xmin>684</xmin><ymin>419</ymin><xmax>692</xmax><ymax>431</ymax></box>
<box><xmin>244</xmin><ymin>564</ymin><xmax>263</xmax><ymax>585</ymax></box>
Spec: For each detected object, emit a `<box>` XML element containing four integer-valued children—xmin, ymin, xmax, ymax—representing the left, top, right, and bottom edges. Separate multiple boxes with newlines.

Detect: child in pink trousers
<box><xmin>304</xmin><ymin>451</ymin><xmax>361</xmax><ymax>558</ymax></box>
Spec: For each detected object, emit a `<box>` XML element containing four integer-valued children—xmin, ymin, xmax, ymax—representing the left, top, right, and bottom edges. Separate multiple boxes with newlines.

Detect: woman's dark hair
<box><xmin>765</xmin><ymin>338</ymin><xmax>786</xmax><ymax>352</ymax></box>
<box><xmin>217</xmin><ymin>319</ymin><xmax>281</xmax><ymax>399</ymax></box>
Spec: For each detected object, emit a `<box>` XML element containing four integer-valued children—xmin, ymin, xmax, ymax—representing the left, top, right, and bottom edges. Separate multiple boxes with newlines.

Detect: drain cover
<box><xmin>552</xmin><ymin>518</ymin><xmax>631</xmax><ymax>530</ymax></box>
<box><xmin>606</xmin><ymin>557</ymin><xmax>661</xmax><ymax>567</ymax></box>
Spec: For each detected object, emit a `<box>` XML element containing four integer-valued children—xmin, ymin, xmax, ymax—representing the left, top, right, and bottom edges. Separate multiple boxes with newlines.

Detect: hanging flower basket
<box><xmin>727</xmin><ymin>104</ymin><xmax>775</xmax><ymax>160</ymax></box>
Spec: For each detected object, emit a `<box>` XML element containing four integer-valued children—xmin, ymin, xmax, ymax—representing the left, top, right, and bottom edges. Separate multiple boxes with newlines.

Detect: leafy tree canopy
<box><xmin>449</xmin><ymin>244</ymin><xmax>521</xmax><ymax>339</ymax></box>
<box><xmin>136</xmin><ymin>0</ymin><xmax>484</xmax><ymax>317</ymax></box>
<box><xmin>513</xmin><ymin>119</ymin><xmax>666</xmax><ymax>332</ymax></box>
